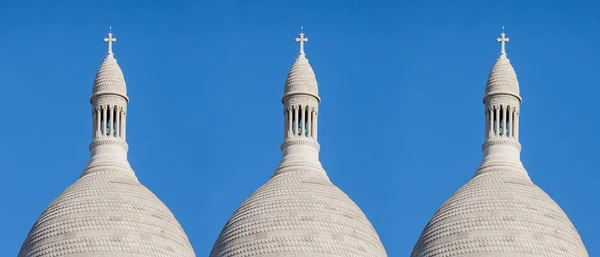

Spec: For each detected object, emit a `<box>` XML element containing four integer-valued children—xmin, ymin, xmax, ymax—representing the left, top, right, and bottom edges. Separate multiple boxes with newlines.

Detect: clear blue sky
<box><xmin>1</xmin><ymin>0</ymin><xmax>598</xmax><ymax>256</ymax></box>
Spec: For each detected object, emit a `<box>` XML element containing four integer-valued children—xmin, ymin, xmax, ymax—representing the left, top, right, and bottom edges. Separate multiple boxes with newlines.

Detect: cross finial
<box><xmin>103</xmin><ymin>26</ymin><xmax>117</xmax><ymax>55</ymax></box>
<box><xmin>496</xmin><ymin>26</ymin><xmax>509</xmax><ymax>56</ymax></box>
<box><xmin>295</xmin><ymin>27</ymin><xmax>308</xmax><ymax>55</ymax></box>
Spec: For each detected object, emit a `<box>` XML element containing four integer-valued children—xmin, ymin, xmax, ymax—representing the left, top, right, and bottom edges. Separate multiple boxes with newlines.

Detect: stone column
<box><xmin>122</xmin><ymin>112</ymin><xmax>127</xmax><ymax>141</ymax></box>
<box><xmin>307</xmin><ymin>107</ymin><xmax>312</xmax><ymax>138</ymax></box>
<box><xmin>117</xmin><ymin>108</ymin><xmax>122</xmax><ymax>138</ymax></box>
<box><xmin>284</xmin><ymin>109</ymin><xmax>288</xmax><ymax>140</ymax></box>
<box><xmin>287</xmin><ymin>108</ymin><xmax>293</xmax><ymax>138</ymax></box>
<box><xmin>515</xmin><ymin>110</ymin><xmax>520</xmax><ymax>140</ymax></box>
<box><xmin>314</xmin><ymin>112</ymin><xmax>318</xmax><ymax>141</ymax></box>
<box><xmin>300</xmin><ymin>105</ymin><xmax>306</xmax><ymax>137</ymax></box>
<box><xmin>488</xmin><ymin>107</ymin><xmax>493</xmax><ymax>138</ymax></box>
<box><xmin>293</xmin><ymin>106</ymin><xmax>299</xmax><ymax>137</ymax></box>
<box><xmin>102</xmin><ymin>106</ymin><xmax>107</xmax><ymax>136</ymax></box>
<box><xmin>92</xmin><ymin>109</ymin><xmax>96</xmax><ymax>139</ymax></box>
<box><xmin>508</xmin><ymin>106</ymin><xmax>514</xmax><ymax>138</ymax></box>
<box><xmin>110</xmin><ymin>105</ymin><xmax>115</xmax><ymax>137</ymax></box>
<box><xmin>311</xmin><ymin>110</ymin><xmax>316</xmax><ymax>138</ymax></box>
<box><xmin>494</xmin><ymin>106</ymin><xmax>500</xmax><ymax>137</ymax></box>
<box><xmin>502</xmin><ymin>105</ymin><xmax>508</xmax><ymax>137</ymax></box>
<box><xmin>484</xmin><ymin>108</ymin><xmax>489</xmax><ymax>139</ymax></box>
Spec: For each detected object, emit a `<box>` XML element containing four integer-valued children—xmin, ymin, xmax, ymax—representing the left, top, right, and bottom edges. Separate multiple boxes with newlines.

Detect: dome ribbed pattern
<box><xmin>18</xmin><ymin>167</ymin><xmax>196</xmax><ymax>257</ymax></box>
<box><xmin>410</xmin><ymin>170</ymin><xmax>588</xmax><ymax>257</ymax></box>
<box><xmin>283</xmin><ymin>55</ymin><xmax>319</xmax><ymax>98</ymax></box>
<box><xmin>92</xmin><ymin>55</ymin><xmax>127</xmax><ymax>99</ymax></box>
<box><xmin>210</xmin><ymin>170</ymin><xmax>387</xmax><ymax>257</ymax></box>
<box><xmin>485</xmin><ymin>56</ymin><xmax>520</xmax><ymax>96</ymax></box>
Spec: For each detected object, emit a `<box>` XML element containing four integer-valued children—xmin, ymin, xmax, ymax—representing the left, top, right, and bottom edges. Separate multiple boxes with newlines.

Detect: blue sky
<box><xmin>1</xmin><ymin>0</ymin><xmax>598</xmax><ymax>256</ymax></box>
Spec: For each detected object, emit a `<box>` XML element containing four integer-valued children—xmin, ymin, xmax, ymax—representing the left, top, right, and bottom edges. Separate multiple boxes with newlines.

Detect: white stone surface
<box><xmin>410</xmin><ymin>29</ymin><xmax>588</xmax><ymax>257</ymax></box>
<box><xmin>209</xmin><ymin>29</ymin><xmax>387</xmax><ymax>257</ymax></box>
<box><xmin>18</xmin><ymin>29</ymin><xmax>195</xmax><ymax>257</ymax></box>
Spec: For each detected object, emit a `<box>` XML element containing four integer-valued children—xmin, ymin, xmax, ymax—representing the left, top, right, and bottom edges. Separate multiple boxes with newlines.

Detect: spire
<box><xmin>496</xmin><ymin>26</ymin><xmax>509</xmax><ymax>58</ymax></box>
<box><xmin>277</xmin><ymin>28</ymin><xmax>323</xmax><ymax>177</ymax></box>
<box><xmin>478</xmin><ymin>27</ymin><xmax>525</xmax><ymax>176</ymax></box>
<box><xmin>86</xmin><ymin>28</ymin><xmax>131</xmax><ymax>175</ymax></box>
<box><xmin>104</xmin><ymin>26</ymin><xmax>117</xmax><ymax>56</ymax></box>
<box><xmin>295</xmin><ymin>26</ymin><xmax>308</xmax><ymax>56</ymax></box>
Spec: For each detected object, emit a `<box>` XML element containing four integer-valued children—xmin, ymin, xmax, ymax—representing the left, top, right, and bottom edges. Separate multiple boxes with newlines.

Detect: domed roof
<box><xmin>410</xmin><ymin>170</ymin><xmax>588</xmax><ymax>257</ymax></box>
<box><xmin>18</xmin><ymin>30</ymin><xmax>195</xmax><ymax>257</ymax></box>
<box><xmin>18</xmin><ymin>166</ymin><xmax>195</xmax><ymax>257</ymax></box>
<box><xmin>485</xmin><ymin>55</ymin><xmax>520</xmax><ymax>97</ymax></box>
<box><xmin>209</xmin><ymin>169</ymin><xmax>387</xmax><ymax>257</ymax></box>
<box><xmin>92</xmin><ymin>54</ymin><xmax>128</xmax><ymax>100</ymax></box>
<box><xmin>283</xmin><ymin>54</ymin><xmax>319</xmax><ymax>100</ymax></box>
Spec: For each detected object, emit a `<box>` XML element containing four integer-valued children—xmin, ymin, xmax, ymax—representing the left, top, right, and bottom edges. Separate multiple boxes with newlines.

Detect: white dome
<box><xmin>18</xmin><ymin>166</ymin><xmax>195</xmax><ymax>257</ymax></box>
<box><xmin>410</xmin><ymin>169</ymin><xmax>588</xmax><ymax>257</ymax></box>
<box><xmin>18</xmin><ymin>33</ymin><xmax>195</xmax><ymax>256</ymax></box>
<box><xmin>210</xmin><ymin>169</ymin><xmax>387</xmax><ymax>257</ymax></box>
<box><xmin>92</xmin><ymin>55</ymin><xmax>128</xmax><ymax>100</ymax></box>
<box><xmin>485</xmin><ymin>56</ymin><xmax>520</xmax><ymax>97</ymax></box>
<box><xmin>283</xmin><ymin>55</ymin><xmax>319</xmax><ymax>100</ymax></box>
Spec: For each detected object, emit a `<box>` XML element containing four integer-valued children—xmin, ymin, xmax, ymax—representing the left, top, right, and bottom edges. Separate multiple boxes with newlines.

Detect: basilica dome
<box><xmin>210</xmin><ymin>169</ymin><xmax>387</xmax><ymax>257</ymax></box>
<box><xmin>210</xmin><ymin>29</ymin><xmax>387</xmax><ymax>257</ymax></box>
<box><xmin>411</xmin><ymin>170</ymin><xmax>587</xmax><ymax>257</ymax></box>
<box><xmin>410</xmin><ymin>29</ymin><xmax>587</xmax><ymax>257</ymax></box>
<box><xmin>18</xmin><ymin>30</ymin><xmax>195</xmax><ymax>257</ymax></box>
<box><xmin>18</xmin><ymin>167</ymin><xmax>195</xmax><ymax>257</ymax></box>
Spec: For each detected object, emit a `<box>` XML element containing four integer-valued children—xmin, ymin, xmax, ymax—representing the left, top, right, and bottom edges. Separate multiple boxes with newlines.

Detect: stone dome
<box><xmin>283</xmin><ymin>54</ymin><xmax>319</xmax><ymax>100</ymax></box>
<box><xmin>410</xmin><ymin>169</ymin><xmax>588</xmax><ymax>257</ymax></box>
<box><xmin>18</xmin><ymin>165</ymin><xmax>196</xmax><ymax>257</ymax></box>
<box><xmin>485</xmin><ymin>56</ymin><xmax>520</xmax><ymax>97</ymax></box>
<box><xmin>18</xmin><ymin>30</ymin><xmax>195</xmax><ymax>256</ymax></box>
<box><xmin>92</xmin><ymin>55</ymin><xmax>128</xmax><ymax>100</ymax></box>
<box><xmin>209</xmin><ymin>169</ymin><xmax>387</xmax><ymax>257</ymax></box>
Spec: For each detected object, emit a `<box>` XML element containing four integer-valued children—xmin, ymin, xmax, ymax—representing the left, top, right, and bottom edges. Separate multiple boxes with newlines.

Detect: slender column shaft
<box><xmin>314</xmin><ymin>112</ymin><xmax>318</xmax><ymax>140</ymax></box>
<box><xmin>117</xmin><ymin>108</ymin><xmax>121</xmax><ymax>138</ymax></box>
<box><xmin>284</xmin><ymin>109</ymin><xmax>288</xmax><ymax>140</ymax></box>
<box><xmin>92</xmin><ymin>109</ymin><xmax>96</xmax><ymax>139</ymax></box>
<box><xmin>95</xmin><ymin>108</ymin><xmax>101</xmax><ymax>138</ymax></box>
<box><xmin>313</xmin><ymin>108</ymin><xmax>316</xmax><ymax>138</ymax></box>
<box><xmin>515</xmin><ymin>111</ymin><xmax>520</xmax><ymax>140</ymax></box>
<box><xmin>102</xmin><ymin>106</ymin><xmax>107</xmax><ymax>136</ymax></box>
<box><xmin>307</xmin><ymin>107</ymin><xmax>312</xmax><ymax>138</ymax></box>
<box><xmin>287</xmin><ymin>108</ymin><xmax>292</xmax><ymax>138</ymax></box>
<box><xmin>488</xmin><ymin>107</ymin><xmax>493</xmax><ymax>138</ymax></box>
<box><xmin>500</xmin><ymin>105</ymin><xmax>508</xmax><ymax>137</ymax></box>
<box><xmin>122</xmin><ymin>112</ymin><xmax>127</xmax><ymax>140</ymax></box>
<box><xmin>300</xmin><ymin>105</ymin><xmax>306</xmax><ymax>137</ymax></box>
<box><xmin>294</xmin><ymin>106</ymin><xmax>299</xmax><ymax>137</ymax></box>
<box><xmin>508</xmin><ymin>106</ymin><xmax>514</xmax><ymax>138</ymax></box>
<box><xmin>109</xmin><ymin>105</ymin><xmax>115</xmax><ymax>137</ymax></box>
<box><xmin>494</xmin><ymin>106</ymin><xmax>500</xmax><ymax>136</ymax></box>
<box><xmin>484</xmin><ymin>108</ymin><xmax>489</xmax><ymax>139</ymax></box>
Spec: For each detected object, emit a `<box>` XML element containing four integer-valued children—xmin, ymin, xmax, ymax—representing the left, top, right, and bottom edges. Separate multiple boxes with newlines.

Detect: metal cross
<box><xmin>496</xmin><ymin>26</ymin><xmax>509</xmax><ymax>55</ymax></box>
<box><xmin>104</xmin><ymin>26</ymin><xmax>117</xmax><ymax>55</ymax></box>
<box><xmin>295</xmin><ymin>26</ymin><xmax>308</xmax><ymax>55</ymax></box>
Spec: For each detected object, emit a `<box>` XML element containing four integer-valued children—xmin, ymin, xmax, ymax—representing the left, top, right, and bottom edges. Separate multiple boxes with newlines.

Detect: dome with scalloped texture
<box><xmin>209</xmin><ymin>169</ymin><xmax>387</xmax><ymax>257</ymax></box>
<box><xmin>18</xmin><ymin>165</ymin><xmax>196</xmax><ymax>257</ymax></box>
<box><xmin>283</xmin><ymin>54</ymin><xmax>319</xmax><ymax>99</ymax></box>
<box><xmin>18</xmin><ymin>31</ymin><xmax>194</xmax><ymax>256</ymax></box>
<box><xmin>92</xmin><ymin>55</ymin><xmax>128</xmax><ymax>100</ymax></box>
<box><xmin>410</xmin><ymin>169</ymin><xmax>588</xmax><ymax>257</ymax></box>
<box><xmin>485</xmin><ymin>56</ymin><xmax>520</xmax><ymax>97</ymax></box>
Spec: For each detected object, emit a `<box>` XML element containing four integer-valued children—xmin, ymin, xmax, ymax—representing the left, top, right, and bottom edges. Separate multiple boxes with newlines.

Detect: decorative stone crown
<box><xmin>92</xmin><ymin>54</ymin><xmax>128</xmax><ymax>101</ymax></box>
<box><xmin>484</xmin><ymin>56</ymin><xmax>521</xmax><ymax>99</ymax></box>
<box><xmin>283</xmin><ymin>55</ymin><xmax>319</xmax><ymax>100</ymax></box>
